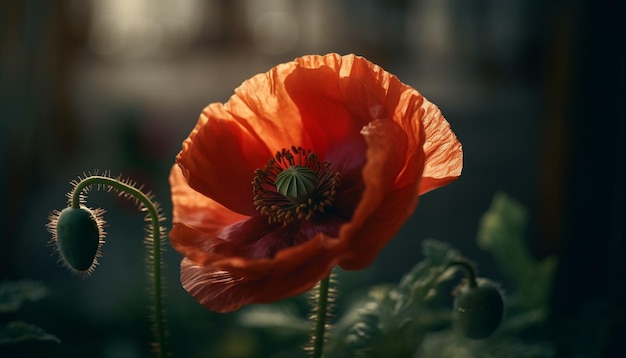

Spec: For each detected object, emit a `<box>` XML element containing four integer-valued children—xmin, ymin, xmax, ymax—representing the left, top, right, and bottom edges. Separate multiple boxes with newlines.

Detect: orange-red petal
<box><xmin>335</xmin><ymin>119</ymin><xmax>422</xmax><ymax>269</ymax></box>
<box><xmin>169</xmin><ymin>165</ymin><xmax>249</xmax><ymax>261</ymax></box>
<box><xmin>179</xmin><ymin>230</ymin><xmax>341</xmax><ymax>312</ymax></box>
<box><xmin>176</xmin><ymin>105</ymin><xmax>271</xmax><ymax>216</ymax></box>
<box><xmin>416</xmin><ymin>101</ymin><xmax>463</xmax><ymax>194</ymax></box>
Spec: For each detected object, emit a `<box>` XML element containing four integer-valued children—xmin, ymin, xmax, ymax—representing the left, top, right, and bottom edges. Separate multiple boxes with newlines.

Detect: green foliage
<box><xmin>0</xmin><ymin>321</ymin><xmax>60</xmax><ymax>345</ymax></box>
<box><xmin>477</xmin><ymin>191</ymin><xmax>557</xmax><ymax>310</ymax></box>
<box><xmin>238</xmin><ymin>192</ymin><xmax>558</xmax><ymax>357</ymax></box>
<box><xmin>323</xmin><ymin>240</ymin><xmax>461</xmax><ymax>357</ymax></box>
<box><xmin>412</xmin><ymin>192</ymin><xmax>557</xmax><ymax>358</ymax></box>
<box><xmin>237</xmin><ymin>303</ymin><xmax>310</xmax><ymax>336</ymax></box>
<box><xmin>0</xmin><ymin>280</ymin><xmax>48</xmax><ymax>314</ymax></box>
<box><xmin>0</xmin><ymin>280</ymin><xmax>59</xmax><ymax>346</ymax></box>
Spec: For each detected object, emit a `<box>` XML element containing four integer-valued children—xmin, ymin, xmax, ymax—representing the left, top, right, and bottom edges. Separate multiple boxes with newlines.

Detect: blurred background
<box><xmin>1</xmin><ymin>0</ymin><xmax>623</xmax><ymax>357</ymax></box>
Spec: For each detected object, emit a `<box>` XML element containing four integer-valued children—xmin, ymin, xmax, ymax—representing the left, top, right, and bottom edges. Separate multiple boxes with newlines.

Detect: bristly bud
<box><xmin>48</xmin><ymin>206</ymin><xmax>106</xmax><ymax>277</ymax></box>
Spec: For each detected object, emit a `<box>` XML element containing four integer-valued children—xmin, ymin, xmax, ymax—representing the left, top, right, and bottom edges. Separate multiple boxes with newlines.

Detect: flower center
<box><xmin>274</xmin><ymin>166</ymin><xmax>319</xmax><ymax>203</ymax></box>
<box><xmin>253</xmin><ymin>146</ymin><xmax>340</xmax><ymax>225</ymax></box>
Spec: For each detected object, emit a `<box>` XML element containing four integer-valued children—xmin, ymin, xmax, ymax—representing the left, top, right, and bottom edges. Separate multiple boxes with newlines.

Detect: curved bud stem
<box><xmin>68</xmin><ymin>175</ymin><xmax>168</xmax><ymax>358</ymax></box>
<box><xmin>447</xmin><ymin>259</ymin><xmax>478</xmax><ymax>288</ymax></box>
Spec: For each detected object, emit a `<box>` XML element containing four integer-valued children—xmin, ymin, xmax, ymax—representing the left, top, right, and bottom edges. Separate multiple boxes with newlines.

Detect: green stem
<box><xmin>71</xmin><ymin>176</ymin><xmax>167</xmax><ymax>358</ymax></box>
<box><xmin>447</xmin><ymin>259</ymin><xmax>478</xmax><ymax>288</ymax></box>
<box><xmin>312</xmin><ymin>275</ymin><xmax>330</xmax><ymax>358</ymax></box>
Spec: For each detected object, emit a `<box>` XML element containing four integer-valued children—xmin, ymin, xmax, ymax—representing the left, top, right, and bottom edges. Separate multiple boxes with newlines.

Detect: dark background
<box><xmin>1</xmin><ymin>0</ymin><xmax>623</xmax><ymax>357</ymax></box>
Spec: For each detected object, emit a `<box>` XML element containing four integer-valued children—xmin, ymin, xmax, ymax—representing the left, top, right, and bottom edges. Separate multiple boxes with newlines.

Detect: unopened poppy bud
<box><xmin>452</xmin><ymin>279</ymin><xmax>504</xmax><ymax>339</ymax></box>
<box><xmin>274</xmin><ymin>166</ymin><xmax>319</xmax><ymax>203</ymax></box>
<box><xmin>48</xmin><ymin>206</ymin><xmax>105</xmax><ymax>276</ymax></box>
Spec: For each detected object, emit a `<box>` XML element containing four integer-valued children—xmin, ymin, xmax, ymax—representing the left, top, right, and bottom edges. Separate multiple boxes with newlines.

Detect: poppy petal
<box><xmin>180</xmin><ymin>229</ymin><xmax>343</xmax><ymax>312</ymax></box>
<box><xmin>170</xmin><ymin>164</ymin><xmax>248</xmax><ymax>230</ymax></box>
<box><xmin>227</xmin><ymin>66</ymin><xmax>307</xmax><ymax>151</ymax></box>
<box><xmin>337</xmin><ymin>118</ymin><xmax>422</xmax><ymax>269</ymax></box>
<box><xmin>176</xmin><ymin>105</ymin><xmax>272</xmax><ymax>216</ymax></box>
<box><xmin>416</xmin><ymin>101</ymin><xmax>463</xmax><ymax>194</ymax></box>
<box><xmin>169</xmin><ymin>165</ymin><xmax>249</xmax><ymax>261</ymax></box>
<box><xmin>282</xmin><ymin>60</ymin><xmax>369</xmax><ymax>173</ymax></box>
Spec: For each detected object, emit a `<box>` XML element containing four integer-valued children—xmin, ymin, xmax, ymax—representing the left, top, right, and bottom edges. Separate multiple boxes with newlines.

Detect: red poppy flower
<box><xmin>169</xmin><ymin>53</ymin><xmax>462</xmax><ymax>312</ymax></box>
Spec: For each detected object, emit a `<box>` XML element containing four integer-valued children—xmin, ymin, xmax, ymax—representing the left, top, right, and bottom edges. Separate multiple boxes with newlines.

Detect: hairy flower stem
<box><xmin>447</xmin><ymin>259</ymin><xmax>478</xmax><ymax>288</ymax></box>
<box><xmin>71</xmin><ymin>175</ymin><xmax>167</xmax><ymax>358</ymax></box>
<box><xmin>312</xmin><ymin>275</ymin><xmax>330</xmax><ymax>358</ymax></box>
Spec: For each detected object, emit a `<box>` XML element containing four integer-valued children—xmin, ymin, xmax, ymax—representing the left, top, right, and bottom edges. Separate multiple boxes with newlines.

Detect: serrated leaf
<box><xmin>0</xmin><ymin>280</ymin><xmax>48</xmax><ymax>314</ymax></box>
<box><xmin>334</xmin><ymin>285</ymin><xmax>392</xmax><ymax>332</ymax></box>
<box><xmin>477</xmin><ymin>192</ymin><xmax>531</xmax><ymax>280</ymax></box>
<box><xmin>394</xmin><ymin>239</ymin><xmax>460</xmax><ymax>310</ymax></box>
<box><xmin>477</xmin><ymin>192</ymin><xmax>556</xmax><ymax>309</ymax></box>
<box><xmin>422</xmin><ymin>239</ymin><xmax>460</xmax><ymax>265</ymax></box>
<box><xmin>0</xmin><ymin>321</ymin><xmax>60</xmax><ymax>345</ymax></box>
<box><xmin>337</xmin><ymin>239</ymin><xmax>463</xmax><ymax>357</ymax></box>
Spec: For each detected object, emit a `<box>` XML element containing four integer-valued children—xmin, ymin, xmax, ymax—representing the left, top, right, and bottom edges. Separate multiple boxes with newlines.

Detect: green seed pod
<box><xmin>274</xmin><ymin>166</ymin><xmax>319</xmax><ymax>203</ymax></box>
<box><xmin>48</xmin><ymin>206</ymin><xmax>105</xmax><ymax>276</ymax></box>
<box><xmin>452</xmin><ymin>279</ymin><xmax>504</xmax><ymax>339</ymax></box>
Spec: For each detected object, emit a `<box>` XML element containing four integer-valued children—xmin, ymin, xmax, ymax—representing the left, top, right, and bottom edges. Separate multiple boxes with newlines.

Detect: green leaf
<box><xmin>476</xmin><ymin>192</ymin><xmax>556</xmax><ymax>309</ymax></box>
<box><xmin>422</xmin><ymin>239</ymin><xmax>461</xmax><ymax>265</ymax></box>
<box><xmin>0</xmin><ymin>280</ymin><xmax>48</xmax><ymax>314</ymax></box>
<box><xmin>0</xmin><ymin>321</ymin><xmax>60</xmax><ymax>345</ymax></box>
<box><xmin>477</xmin><ymin>192</ymin><xmax>531</xmax><ymax>280</ymax></box>
<box><xmin>336</xmin><ymin>239</ymin><xmax>462</xmax><ymax>357</ymax></box>
<box><xmin>417</xmin><ymin>330</ymin><xmax>554</xmax><ymax>358</ymax></box>
<box><xmin>237</xmin><ymin>303</ymin><xmax>310</xmax><ymax>336</ymax></box>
